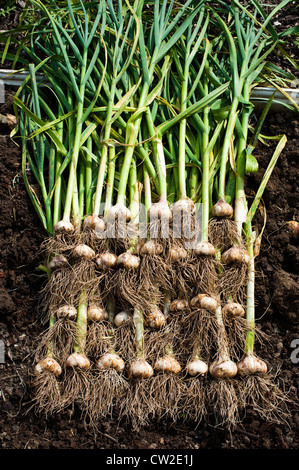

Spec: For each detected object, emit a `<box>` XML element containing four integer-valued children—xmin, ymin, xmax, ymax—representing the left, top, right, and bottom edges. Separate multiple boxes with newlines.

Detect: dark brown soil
<box><xmin>0</xmin><ymin>2</ymin><xmax>298</xmax><ymax>452</ymax></box>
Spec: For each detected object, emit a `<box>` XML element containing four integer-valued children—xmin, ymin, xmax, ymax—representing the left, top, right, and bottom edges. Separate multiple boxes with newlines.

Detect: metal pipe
<box><xmin>0</xmin><ymin>69</ymin><xmax>298</xmax><ymax>112</ymax></box>
<box><xmin>250</xmin><ymin>86</ymin><xmax>299</xmax><ymax>113</ymax></box>
<box><xmin>0</xmin><ymin>68</ymin><xmax>46</xmax><ymax>87</ymax></box>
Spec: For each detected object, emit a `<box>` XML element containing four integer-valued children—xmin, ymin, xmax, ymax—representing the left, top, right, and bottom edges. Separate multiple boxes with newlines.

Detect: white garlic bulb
<box><xmin>35</xmin><ymin>357</ymin><xmax>62</xmax><ymax>376</ymax></box>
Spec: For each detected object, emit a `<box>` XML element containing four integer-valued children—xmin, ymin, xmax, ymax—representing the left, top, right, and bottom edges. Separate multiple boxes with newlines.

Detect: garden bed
<box><xmin>0</xmin><ymin>0</ymin><xmax>298</xmax><ymax>451</ymax></box>
<box><xmin>0</xmin><ymin>90</ymin><xmax>298</xmax><ymax>449</ymax></box>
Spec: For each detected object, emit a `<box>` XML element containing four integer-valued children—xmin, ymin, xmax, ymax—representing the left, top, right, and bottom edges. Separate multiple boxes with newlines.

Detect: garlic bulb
<box><xmin>48</xmin><ymin>255</ymin><xmax>68</xmax><ymax>272</ymax></box>
<box><xmin>53</xmin><ymin>219</ymin><xmax>75</xmax><ymax>233</ymax></box>
<box><xmin>190</xmin><ymin>294</ymin><xmax>218</xmax><ymax>313</ymax></box>
<box><xmin>96</xmin><ymin>353</ymin><xmax>125</xmax><ymax>373</ymax></box>
<box><xmin>237</xmin><ymin>354</ymin><xmax>267</xmax><ymax>376</ymax></box>
<box><xmin>107</xmin><ymin>203</ymin><xmax>131</xmax><ymax>222</ymax></box>
<box><xmin>222</xmin><ymin>302</ymin><xmax>245</xmax><ymax>317</ymax></box>
<box><xmin>170</xmin><ymin>299</ymin><xmax>189</xmax><ymax>312</ymax></box>
<box><xmin>172</xmin><ymin>198</ymin><xmax>195</xmax><ymax>215</ymax></box>
<box><xmin>117</xmin><ymin>252</ymin><xmax>140</xmax><ymax>270</ymax></box>
<box><xmin>146</xmin><ymin>307</ymin><xmax>166</xmax><ymax>329</ymax></box>
<box><xmin>168</xmin><ymin>246</ymin><xmax>188</xmax><ymax>262</ymax></box>
<box><xmin>148</xmin><ymin>200</ymin><xmax>173</xmax><ymax>222</ymax></box>
<box><xmin>193</xmin><ymin>241</ymin><xmax>216</xmax><ymax>257</ymax></box>
<box><xmin>73</xmin><ymin>244</ymin><xmax>95</xmax><ymax>260</ymax></box>
<box><xmin>209</xmin><ymin>357</ymin><xmax>238</xmax><ymax>378</ymax></box>
<box><xmin>83</xmin><ymin>215</ymin><xmax>105</xmax><ymax>232</ymax></box>
<box><xmin>221</xmin><ymin>246</ymin><xmax>250</xmax><ymax>265</ymax></box>
<box><xmin>87</xmin><ymin>305</ymin><xmax>108</xmax><ymax>322</ymax></box>
<box><xmin>139</xmin><ymin>239</ymin><xmax>163</xmax><ymax>256</ymax></box>
<box><xmin>154</xmin><ymin>355</ymin><xmax>181</xmax><ymax>374</ymax></box>
<box><xmin>190</xmin><ymin>293</ymin><xmax>207</xmax><ymax>307</ymax></box>
<box><xmin>66</xmin><ymin>353</ymin><xmax>90</xmax><ymax>369</ymax></box>
<box><xmin>56</xmin><ymin>305</ymin><xmax>77</xmax><ymax>320</ymax></box>
<box><xmin>211</xmin><ymin>199</ymin><xmax>234</xmax><ymax>218</ymax></box>
<box><xmin>35</xmin><ymin>357</ymin><xmax>62</xmax><ymax>376</ymax></box>
<box><xmin>289</xmin><ymin>220</ymin><xmax>299</xmax><ymax>239</ymax></box>
<box><xmin>114</xmin><ymin>311</ymin><xmax>129</xmax><ymax>327</ymax></box>
<box><xmin>186</xmin><ymin>358</ymin><xmax>208</xmax><ymax>376</ymax></box>
<box><xmin>96</xmin><ymin>252</ymin><xmax>117</xmax><ymax>270</ymax></box>
<box><xmin>128</xmin><ymin>359</ymin><xmax>154</xmax><ymax>379</ymax></box>
<box><xmin>0</xmin><ymin>113</ymin><xmax>16</xmax><ymax>128</ymax></box>
<box><xmin>201</xmin><ymin>296</ymin><xmax>218</xmax><ymax>312</ymax></box>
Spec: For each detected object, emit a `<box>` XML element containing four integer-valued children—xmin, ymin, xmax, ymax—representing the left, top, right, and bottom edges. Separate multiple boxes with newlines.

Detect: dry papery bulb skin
<box><xmin>131</xmin><ymin>238</ymin><xmax>149</xmax><ymax>256</ymax></box>
<box><xmin>172</xmin><ymin>198</ymin><xmax>195</xmax><ymax>215</ymax></box>
<box><xmin>66</xmin><ymin>352</ymin><xmax>91</xmax><ymax>369</ymax></box>
<box><xmin>193</xmin><ymin>241</ymin><xmax>216</xmax><ymax>257</ymax></box>
<box><xmin>222</xmin><ymin>302</ymin><xmax>245</xmax><ymax>317</ymax></box>
<box><xmin>148</xmin><ymin>200</ymin><xmax>173</xmax><ymax>222</ymax></box>
<box><xmin>72</xmin><ymin>244</ymin><xmax>95</xmax><ymax>260</ymax></box>
<box><xmin>96</xmin><ymin>251</ymin><xmax>118</xmax><ymax>270</ymax></box>
<box><xmin>83</xmin><ymin>215</ymin><xmax>106</xmax><ymax>232</ymax></box>
<box><xmin>107</xmin><ymin>203</ymin><xmax>131</xmax><ymax>222</ymax></box>
<box><xmin>56</xmin><ymin>305</ymin><xmax>77</xmax><ymax>320</ymax></box>
<box><xmin>190</xmin><ymin>293</ymin><xmax>207</xmax><ymax>308</ymax></box>
<box><xmin>289</xmin><ymin>220</ymin><xmax>299</xmax><ymax>239</ymax></box>
<box><xmin>87</xmin><ymin>305</ymin><xmax>109</xmax><ymax>322</ymax></box>
<box><xmin>186</xmin><ymin>358</ymin><xmax>209</xmax><ymax>377</ymax></box>
<box><xmin>53</xmin><ymin>219</ymin><xmax>75</xmax><ymax>233</ymax></box>
<box><xmin>117</xmin><ymin>251</ymin><xmax>140</xmax><ymax>270</ymax></box>
<box><xmin>170</xmin><ymin>299</ymin><xmax>189</xmax><ymax>312</ymax></box>
<box><xmin>146</xmin><ymin>306</ymin><xmax>167</xmax><ymax>329</ymax></box>
<box><xmin>222</xmin><ymin>246</ymin><xmax>250</xmax><ymax>265</ymax></box>
<box><xmin>190</xmin><ymin>294</ymin><xmax>218</xmax><ymax>313</ymax></box>
<box><xmin>211</xmin><ymin>199</ymin><xmax>234</xmax><ymax>219</ymax></box>
<box><xmin>114</xmin><ymin>311</ymin><xmax>129</xmax><ymax>327</ymax></box>
<box><xmin>209</xmin><ymin>356</ymin><xmax>238</xmax><ymax>379</ymax></box>
<box><xmin>128</xmin><ymin>359</ymin><xmax>154</xmax><ymax>379</ymax></box>
<box><xmin>0</xmin><ymin>112</ymin><xmax>17</xmax><ymax>128</ymax></box>
<box><xmin>96</xmin><ymin>352</ymin><xmax>125</xmax><ymax>373</ymax></box>
<box><xmin>168</xmin><ymin>246</ymin><xmax>188</xmax><ymax>262</ymax></box>
<box><xmin>237</xmin><ymin>354</ymin><xmax>268</xmax><ymax>376</ymax></box>
<box><xmin>48</xmin><ymin>254</ymin><xmax>69</xmax><ymax>272</ymax></box>
<box><xmin>35</xmin><ymin>357</ymin><xmax>62</xmax><ymax>376</ymax></box>
<box><xmin>140</xmin><ymin>239</ymin><xmax>163</xmax><ymax>256</ymax></box>
<box><xmin>154</xmin><ymin>355</ymin><xmax>182</xmax><ymax>374</ymax></box>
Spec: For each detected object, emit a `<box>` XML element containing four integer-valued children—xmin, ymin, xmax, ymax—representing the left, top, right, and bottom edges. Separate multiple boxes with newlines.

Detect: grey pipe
<box><xmin>0</xmin><ymin>68</ymin><xmax>298</xmax><ymax>112</ymax></box>
<box><xmin>0</xmin><ymin>68</ymin><xmax>46</xmax><ymax>87</ymax></box>
<box><xmin>250</xmin><ymin>86</ymin><xmax>299</xmax><ymax>113</ymax></box>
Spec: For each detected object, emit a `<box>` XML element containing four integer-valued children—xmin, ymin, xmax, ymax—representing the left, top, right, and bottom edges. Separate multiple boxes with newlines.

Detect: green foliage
<box><xmin>0</xmin><ymin>0</ymin><xmax>296</xmax><ymax>234</ymax></box>
<box><xmin>0</xmin><ymin>0</ymin><xmax>17</xmax><ymax>17</ymax></box>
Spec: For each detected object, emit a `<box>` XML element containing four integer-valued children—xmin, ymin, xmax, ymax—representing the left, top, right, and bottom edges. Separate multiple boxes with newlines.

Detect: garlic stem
<box><xmin>133</xmin><ymin>307</ymin><xmax>145</xmax><ymax>360</ymax></box>
<box><xmin>73</xmin><ymin>290</ymin><xmax>88</xmax><ymax>354</ymax></box>
<box><xmin>244</xmin><ymin>222</ymin><xmax>256</xmax><ymax>356</ymax></box>
<box><xmin>45</xmin><ymin>313</ymin><xmax>56</xmax><ymax>358</ymax></box>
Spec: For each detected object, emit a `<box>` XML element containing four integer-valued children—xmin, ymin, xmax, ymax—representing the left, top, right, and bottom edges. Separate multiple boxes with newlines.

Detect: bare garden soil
<box><xmin>0</xmin><ymin>2</ymin><xmax>298</xmax><ymax>453</ymax></box>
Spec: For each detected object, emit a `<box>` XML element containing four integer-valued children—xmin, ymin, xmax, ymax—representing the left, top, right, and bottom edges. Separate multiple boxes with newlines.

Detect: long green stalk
<box><xmin>201</xmin><ymin>76</ymin><xmax>211</xmax><ymax>242</ymax></box>
<box><xmin>116</xmin><ymin>49</ymin><xmax>159</xmax><ymax>206</ymax></box>
<box><xmin>244</xmin><ymin>221</ymin><xmax>255</xmax><ymax>356</ymax></box>
<box><xmin>117</xmin><ymin>0</ymin><xmax>204</xmax><ymax>206</ymax></box>
<box><xmin>133</xmin><ymin>307</ymin><xmax>145</xmax><ymax>360</ymax></box>
<box><xmin>73</xmin><ymin>290</ymin><xmax>88</xmax><ymax>355</ymax></box>
<box><xmin>63</xmin><ymin>47</ymin><xmax>88</xmax><ymax>226</ymax></box>
<box><xmin>94</xmin><ymin>1</ymin><xmax>141</xmax><ymax>215</ymax></box>
<box><xmin>234</xmin><ymin>79</ymin><xmax>251</xmax><ymax>235</ymax></box>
